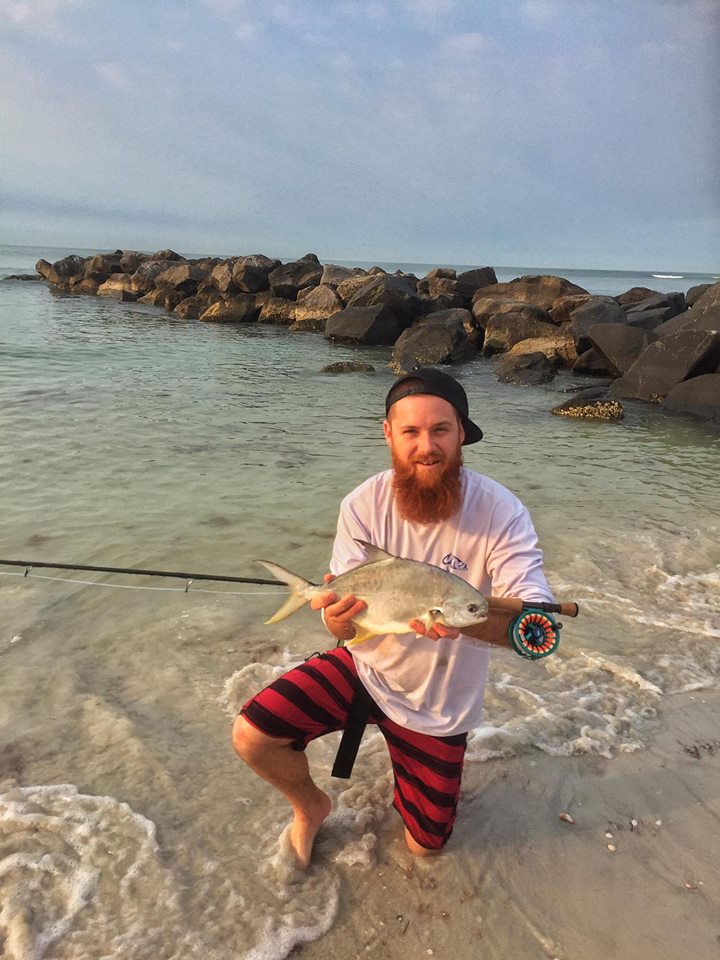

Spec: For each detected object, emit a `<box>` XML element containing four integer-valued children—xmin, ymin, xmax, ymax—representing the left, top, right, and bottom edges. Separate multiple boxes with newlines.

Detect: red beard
<box><xmin>391</xmin><ymin>447</ymin><xmax>464</xmax><ymax>524</ymax></box>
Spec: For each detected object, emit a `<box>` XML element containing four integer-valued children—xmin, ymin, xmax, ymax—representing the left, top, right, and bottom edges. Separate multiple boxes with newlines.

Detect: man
<box><xmin>232</xmin><ymin>367</ymin><xmax>553</xmax><ymax>868</ymax></box>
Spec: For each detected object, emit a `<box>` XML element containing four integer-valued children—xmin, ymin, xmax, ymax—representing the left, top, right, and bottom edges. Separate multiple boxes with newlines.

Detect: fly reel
<box><xmin>508</xmin><ymin>608</ymin><xmax>561</xmax><ymax>659</ymax></box>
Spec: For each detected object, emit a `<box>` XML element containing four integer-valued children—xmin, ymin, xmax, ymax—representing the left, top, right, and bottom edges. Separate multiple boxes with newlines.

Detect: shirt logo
<box><xmin>442</xmin><ymin>553</ymin><xmax>468</xmax><ymax>571</ymax></box>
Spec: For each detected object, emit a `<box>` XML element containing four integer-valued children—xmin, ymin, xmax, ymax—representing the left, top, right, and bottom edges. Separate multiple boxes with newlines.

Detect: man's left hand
<box><xmin>409</xmin><ymin>619</ymin><xmax>461</xmax><ymax>642</ymax></box>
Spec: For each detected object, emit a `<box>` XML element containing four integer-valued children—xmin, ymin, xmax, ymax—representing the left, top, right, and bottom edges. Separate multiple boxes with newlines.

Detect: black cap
<box><xmin>385</xmin><ymin>367</ymin><xmax>483</xmax><ymax>445</ymax></box>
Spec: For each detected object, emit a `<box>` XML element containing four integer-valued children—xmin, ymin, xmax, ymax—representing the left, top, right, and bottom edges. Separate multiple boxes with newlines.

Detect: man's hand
<box><xmin>409</xmin><ymin>619</ymin><xmax>461</xmax><ymax>642</ymax></box>
<box><xmin>310</xmin><ymin>573</ymin><xmax>367</xmax><ymax>642</ymax></box>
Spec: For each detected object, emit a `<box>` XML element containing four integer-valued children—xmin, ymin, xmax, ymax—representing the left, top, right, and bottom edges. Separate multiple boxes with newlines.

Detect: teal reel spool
<box><xmin>508</xmin><ymin>608</ymin><xmax>561</xmax><ymax>659</ymax></box>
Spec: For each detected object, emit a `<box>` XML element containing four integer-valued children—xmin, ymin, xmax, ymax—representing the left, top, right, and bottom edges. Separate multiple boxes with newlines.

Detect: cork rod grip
<box><xmin>486</xmin><ymin>596</ymin><xmax>579</xmax><ymax>618</ymax></box>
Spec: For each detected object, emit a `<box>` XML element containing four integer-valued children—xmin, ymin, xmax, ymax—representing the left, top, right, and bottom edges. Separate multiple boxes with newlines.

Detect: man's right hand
<box><xmin>310</xmin><ymin>574</ymin><xmax>367</xmax><ymax>642</ymax></box>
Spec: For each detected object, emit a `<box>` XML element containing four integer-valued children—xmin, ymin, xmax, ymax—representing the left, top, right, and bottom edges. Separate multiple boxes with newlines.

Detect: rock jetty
<box><xmin>31</xmin><ymin>249</ymin><xmax>720</xmax><ymax>426</ymax></box>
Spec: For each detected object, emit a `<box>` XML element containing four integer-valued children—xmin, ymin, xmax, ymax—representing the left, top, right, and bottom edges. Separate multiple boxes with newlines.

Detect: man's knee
<box><xmin>231</xmin><ymin>714</ymin><xmax>292</xmax><ymax>762</ymax></box>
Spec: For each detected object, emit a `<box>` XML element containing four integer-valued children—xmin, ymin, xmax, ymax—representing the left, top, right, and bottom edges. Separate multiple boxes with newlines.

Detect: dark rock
<box><xmin>151</xmin><ymin>249</ymin><xmax>184</xmax><ymax>261</ymax></box>
<box><xmin>482</xmin><ymin>312</ymin><xmax>558</xmax><ymax>356</ymax></box>
<box><xmin>455</xmin><ymin>267</ymin><xmax>498</xmax><ymax>297</ymax></box>
<box><xmin>320</xmin><ymin>264</ymin><xmax>367</xmax><ymax>287</ymax></box>
<box><xmin>549</xmin><ymin>294</ymin><xmax>593</xmax><ymax>325</ymax></box>
<box><xmin>473</xmin><ymin>297</ymin><xmax>552</xmax><ymax>335</ymax></box>
<box><xmin>36</xmin><ymin>254</ymin><xmax>87</xmax><ymax>286</ymax></box>
<box><xmin>257</xmin><ymin>298</ymin><xmax>297</xmax><ymax>325</ymax></box>
<box><xmin>610</xmin><ymin>330</ymin><xmax>720</xmax><ymax>402</ymax></box>
<box><xmin>119</xmin><ymin>250</ymin><xmax>148</xmax><ymax>274</ymax></box>
<box><xmin>507</xmin><ymin>332</ymin><xmax>578</xmax><ymax>367</ymax></box>
<box><xmin>615</xmin><ymin>286</ymin><xmax>660</xmax><ymax>307</ymax></box>
<box><xmin>137</xmin><ymin>289</ymin><xmax>185</xmax><ymax>310</ymax></box>
<box><xmin>321</xmin><ymin>361</ymin><xmax>376</xmax><ymax>373</ymax></box>
<box><xmin>368</xmin><ymin>266</ymin><xmax>387</xmax><ymax>275</ymax></box>
<box><xmin>420</xmin><ymin>291</ymin><xmax>468</xmax><ymax>314</ymax></box>
<box><xmin>299</xmin><ymin>252</ymin><xmax>321</xmax><ymax>264</ymax></box>
<box><xmin>346</xmin><ymin>274</ymin><xmax>421</xmax><ymax>324</ymax></box>
<box><xmin>154</xmin><ymin>263</ymin><xmax>205</xmax><ymax>293</ymax></box>
<box><xmin>551</xmin><ymin>388</ymin><xmax>624</xmax><ymax>421</ymax></box>
<box><xmin>625</xmin><ymin>309</ymin><xmax>673</xmax><ymax>331</ymax></box>
<box><xmin>572</xmin><ymin>348</ymin><xmax>614</xmax><ymax>376</ymax></box>
<box><xmin>569</xmin><ymin>297</ymin><xmax>627</xmax><ymax>351</ymax></box>
<box><xmin>4</xmin><ymin>274</ymin><xmax>41</xmax><ymax>281</ymax></box>
<box><xmin>662</xmin><ymin>374</ymin><xmax>720</xmax><ymax>422</ymax></box>
<box><xmin>210</xmin><ymin>261</ymin><xmax>238</xmax><ymax>296</ymax></box>
<box><xmin>173</xmin><ymin>295</ymin><xmax>214</xmax><ymax>319</ymax></box>
<box><xmin>86</xmin><ymin>253</ymin><xmax>123</xmax><ymax>277</ymax></box>
<box><xmin>586</xmin><ymin>323</ymin><xmax>658</xmax><ymax>377</ymax></box>
<box><xmin>336</xmin><ymin>274</ymin><xmax>375</xmax><ymax>303</ymax></box>
<box><xmin>131</xmin><ymin>259</ymin><xmax>178</xmax><ymax>295</ymax></box>
<box><xmin>233</xmin><ymin>255</ymin><xmax>280</xmax><ymax>294</ymax></box>
<box><xmin>289</xmin><ymin>317</ymin><xmax>326</xmax><ymax>333</ymax></box>
<box><xmin>474</xmin><ymin>275</ymin><xmax>589</xmax><ymax>311</ymax></box>
<box><xmin>71</xmin><ymin>277</ymin><xmax>102</xmax><ymax>295</ymax></box>
<box><xmin>199</xmin><ymin>296</ymin><xmax>260</xmax><ymax>323</ymax></box>
<box><xmin>294</xmin><ymin>284</ymin><xmax>343</xmax><ymax>325</ymax></box>
<box><xmin>97</xmin><ymin>274</ymin><xmax>139</xmax><ymax>301</ymax></box>
<box><xmin>686</xmin><ymin>284</ymin><xmax>712</xmax><ymax>308</ymax></box>
<box><xmin>325</xmin><ymin>305</ymin><xmax>402</xmax><ymax>345</ymax></box>
<box><xmin>496</xmin><ymin>351</ymin><xmax>556</xmax><ymax>385</ymax></box>
<box><xmin>684</xmin><ymin>281</ymin><xmax>720</xmax><ymax>328</ymax></box>
<box><xmin>425</xmin><ymin>267</ymin><xmax>457</xmax><ymax>280</ymax></box>
<box><xmin>389</xmin><ymin>310</ymin><xmax>475</xmax><ymax>374</ymax></box>
<box><xmin>625</xmin><ymin>292</ymin><xmax>686</xmax><ymax>321</ymax></box>
<box><xmin>268</xmin><ymin>258</ymin><xmax>323</xmax><ymax>299</ymax></box>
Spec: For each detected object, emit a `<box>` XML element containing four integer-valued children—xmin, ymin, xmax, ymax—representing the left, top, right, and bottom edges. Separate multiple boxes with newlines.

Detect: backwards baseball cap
<box><xmin>385</xmin><ymin>367</ymin><xmax>483</xmax><ymax>445</ymax></box>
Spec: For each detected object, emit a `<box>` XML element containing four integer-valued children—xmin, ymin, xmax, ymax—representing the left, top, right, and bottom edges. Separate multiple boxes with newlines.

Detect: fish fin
<box><xmin>353</xmin><ymin>540</ymin><xmax>395</xmax><ymax>563</ymax></box>
<box><xmin>256</xmin><ymin>560</ymin><xmax>313</xmax><ymax>624</ymax></box>
<box><xmin>346</xmin><ymin>623</ymin><xmax>378</xmax><ymax>645</ymax></box>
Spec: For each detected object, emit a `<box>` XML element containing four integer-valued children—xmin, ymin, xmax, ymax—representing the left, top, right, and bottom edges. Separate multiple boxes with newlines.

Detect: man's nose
<box><xmin>417</xmin><ymin>431</ymin><xmax>436</xmax><ymax>454</ymax></box>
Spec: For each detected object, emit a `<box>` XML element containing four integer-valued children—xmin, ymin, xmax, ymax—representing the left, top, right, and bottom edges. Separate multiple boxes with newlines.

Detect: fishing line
<box><xmin>0</xmin><ymin>571</ymin><xmax>281</xmax><ymax>597</ymax></box>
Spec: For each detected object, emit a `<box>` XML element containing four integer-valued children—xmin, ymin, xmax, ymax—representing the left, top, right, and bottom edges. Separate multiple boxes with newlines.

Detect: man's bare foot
<box><xmin>289</xmin><ymin>789</ymin><xmax>332</xmax><ymax>869</ymax></box>
<box><xmin>404</xmin><ymin>827</ymin><xmax>442</xmax><ymax>857</ymax></box>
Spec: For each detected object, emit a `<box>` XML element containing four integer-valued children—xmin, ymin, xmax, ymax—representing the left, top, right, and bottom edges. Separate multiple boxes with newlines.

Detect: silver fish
<box><xmin>257</xmin><ymin>541</ymin><xmax>488</xmax><ymax>643</ymax></box>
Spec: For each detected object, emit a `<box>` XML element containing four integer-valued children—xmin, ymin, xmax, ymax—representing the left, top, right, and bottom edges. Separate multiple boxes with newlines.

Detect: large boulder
<box><xmin>615</xmin><ymin>286</ymin><xmax>660</xmax><ymax>307</ymax></box>
<box><xmin>199</xmin><ymin>296</ymin><xmax>260</xmax><ymax>323</ymax></box>
<box><xmin>572</xmin><ymin>348</ymin><xmax>614</xmax><ymax>376</ymax></box>
<box><xmin>130</xmin><ymin>259</ymin><xmax>178</xmax><ymax>295</ymax></box>
<box><xmin>137</xmin><ymin>289</ymin><xmax>186</xmax><ymax>310</ymax></box>
<box><xmin>294</xmin><ymin>284</ymin><xmax>343</xmax><ymax>324</ymax></box>
<box><xmin>549</xmin><ymin>294</ymin><xmax>593</xmax><ymax>325</ymax></box>
<box><xmin>119</xmin><ymin>250</ymin><xmax>148</xmax><ymax>274</ymax></box>
<box><xmin>325</xmin><ymin>305</ymin><xmax>402</xmax><ymax>345</ymax></box>
<box><xmin>496</xmin><ymin>351</ymin><xmax>556</xmax><ymax>385</ymax></box>
<box><xmin>569</xmin><ymin>297</ymin><xmax>627</xmax><ymax>352</ymax></box>
<box><xmin>610</xmin><ymin>330</ymin><xmax>720</xmax><ymax>402</ymax></box>
<box><xmin>507</xmin><ymin>331</ymin><xmax>577</xmax><ymax>367</ymax></box>
<box><xmin>233</xmin><ymin>255</ymin><xmax>281</xmax><ymax>294</ymax></box>
<box><xmin>686</xmin><ymin>284</ymin><xmax>712</xmax><ymax>308</ymax></box>
<box><xmin>472</xmin><ymin>297</ymin><xmax>552</xmax><ymax>335</ymax></box>
<box><xmin>336</xmin><ymin>273</ymin><xmax>375</xmax><ymax>303</ymax></box>
<box><xmin>173</xmin><ymin>294</ymin><xmax>219</xmax><ymax>319</ymax></box>
<box><xmin>320</xmin><ymin>264</ymin><xmax>367</xmax><ymax>287</ymax></box>
<box><xmin>684</xmin><ymin>281</ymin><xmax>720</xmax><ymax>328</ymax></box>
<box><xmin>425</xmin><ymin>267</ymin><xmax>457</xmax><ymax>279</ymax></box>
<box><xmin>482</xmin><ymin>312</ymin><xmax>558</xmax><ymax>356</ymax></box>
<box><xmin>389</xmin><ymin>310</ymin><xmax>475</xmax><ymax>374</ymax></box>
<box><xmin>257</xmin><ymin>297</ymin><xmax>297</xmax><ymax>326</ymax></box>
<box><xmin>268</xmin><ymin>256</ymin><xmax>323</xmax><ymax>299</ymax></box>
<box><xmin>585</xmin><ymin>323</ymin><xmax>658</xmax><ymax>377</ymax></box>
<box><xmin>210</xmin><ymin>261</ymin><xmax>238</xmax><ymax>296</ymax></box>
<box><xmin>625</xmin><ymin>292</ymin><xmax>686</xmax><ymax>323</ymax></box>
<box><xmin>345</xmin><ymin>273</ymin><xmax>421</xmax><ymax>324</ymax></box>
<box><xmin>454</xmin><ymin>267</ymin><xmax>498</xmax><ymax>297</ymax></box>
<box><xmin>97</xmin><ymin>273</ymin><xmax>139</xmax><ymax>301</ymax></box>
<box><xmin>662</xmin><ymin>374</ymin><xmax>720</xmax><ymax>422</ymax></box>
<box><xmin>36</xmin><ymin>254</ymin><xmax>87</xmax><ymax>286</ymax></box>
<box><xmin>151</xmin><ymin>248</ymin><xmax>183</xmax><ymax>261</ymax></box>
<box><xmin>85</xmin><ymin>252</ymin><xmax>123</xmax><ymax>278</ymax></box>
<box><xmin>473</xmin><ymin>275</ymin><xmax>589</xmax><ymax>311</ymax></box>
<box><xmin>154</xmin><ymin>263</ymin><xmax>205</xmax><ymax>293</ymax></box>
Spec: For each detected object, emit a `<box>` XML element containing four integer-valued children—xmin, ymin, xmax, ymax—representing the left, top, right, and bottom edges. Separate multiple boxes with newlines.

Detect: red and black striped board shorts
<box><xmin>240</xmin><ymin>646</ymin><xmax>467</xmax><ymax>850</ymax></box>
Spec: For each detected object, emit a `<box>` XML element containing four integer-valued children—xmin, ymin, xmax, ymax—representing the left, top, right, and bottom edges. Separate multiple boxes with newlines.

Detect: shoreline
<box><xmin>298</xmin><ymin>686</ymin><xmax>720</xmax><ymax>960</ymax></box>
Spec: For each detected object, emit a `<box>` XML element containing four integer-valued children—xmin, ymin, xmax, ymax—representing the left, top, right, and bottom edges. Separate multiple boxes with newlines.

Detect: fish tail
<box><xmin>256</xmin><ymin>560</ymin><xmax>314</xmax><ymax>624</ymax></box>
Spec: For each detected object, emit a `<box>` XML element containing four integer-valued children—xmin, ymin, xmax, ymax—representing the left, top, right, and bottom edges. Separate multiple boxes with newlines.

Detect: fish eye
<box><xmin>429</xmin><ymin>608</ymin><xmax>442</xmax><ymax>616</ymax></box>
<box><xmin>467</xmin><ymin>604</ymin><xmax>480</xmax><ymax>613</ymax></box>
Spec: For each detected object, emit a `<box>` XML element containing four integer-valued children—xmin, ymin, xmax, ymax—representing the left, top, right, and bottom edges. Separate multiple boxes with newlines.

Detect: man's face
<box><xmin>383</xmin><ymin>394</ymin><xmax>464</xmax><ymax>478</ymax></box>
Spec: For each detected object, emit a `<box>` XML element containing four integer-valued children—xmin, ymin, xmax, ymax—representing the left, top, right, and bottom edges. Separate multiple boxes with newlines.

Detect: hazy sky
<box><xmin>1</xmin><ymin>0</ymin><xmax>718</xmax><ymax>270</ymax></box>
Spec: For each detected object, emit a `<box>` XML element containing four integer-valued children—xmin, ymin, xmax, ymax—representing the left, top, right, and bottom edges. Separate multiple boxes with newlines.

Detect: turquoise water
<box><xmin>1</xmin><ymin>245</ymin><xmax>719</xmax><ymax>959</ymax></box>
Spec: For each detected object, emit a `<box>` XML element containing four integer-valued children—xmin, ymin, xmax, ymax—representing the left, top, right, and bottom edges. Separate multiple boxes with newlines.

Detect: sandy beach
<box><xmin>298</xmin><ymin>688</ymin><xmax>720</xmax><ymax>960</ymax></box>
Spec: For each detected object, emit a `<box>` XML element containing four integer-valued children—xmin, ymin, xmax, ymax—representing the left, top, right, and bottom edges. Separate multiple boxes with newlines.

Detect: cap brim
<box><xmin>462</xmin><ymin>418</ymin><xmax>483</xmax><ymax>445</ymax></box>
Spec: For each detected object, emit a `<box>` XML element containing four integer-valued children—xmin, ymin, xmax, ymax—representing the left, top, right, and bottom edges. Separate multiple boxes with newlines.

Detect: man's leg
<box><xmin>231</xmin><ymin>716</ymin><xmax>331</xmax><ymax>870</ymax></box>
<box><xmin>231</xmin><ymin>648</ymin><xmax>358</xmax><ymax>869</ymax></box>
<box><xmin>378</xmin><ymin>720</ymin><xmax>467</xmax><ymax>855</ymax></box>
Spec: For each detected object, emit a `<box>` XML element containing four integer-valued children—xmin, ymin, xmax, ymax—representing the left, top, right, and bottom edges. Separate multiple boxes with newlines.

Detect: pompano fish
<box><xmin>257</xmin><ymin>541</ymin><xmax>488</xmax><ymax>644</ymax></box>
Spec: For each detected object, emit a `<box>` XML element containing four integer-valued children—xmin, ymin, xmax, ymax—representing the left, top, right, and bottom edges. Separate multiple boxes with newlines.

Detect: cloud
<box><xmin>441</xmin><ymin>32</ymin><xmax>489</xmax><ymax>55</ymax></box>
<box><xmin>0</xmin><ymin>0</ymin><xmax>86</xmax><ymax>38</ymax></box>
<box><xmin>94</xmin><ymin>61</ymin><xmax>132</xmax><ymax>90</ymax></box>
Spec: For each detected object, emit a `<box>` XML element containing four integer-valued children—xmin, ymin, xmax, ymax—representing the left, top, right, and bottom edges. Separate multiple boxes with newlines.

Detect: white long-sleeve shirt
<box><xmin>329</xmin><ymin>467</ymin><xmax>553</xmax><ymax>736</ymax></box>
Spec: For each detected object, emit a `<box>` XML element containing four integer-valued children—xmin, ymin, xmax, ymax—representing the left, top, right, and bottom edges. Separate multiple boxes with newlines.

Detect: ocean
<box><xmin>1</xmin><ymin>244</ymin><xmax>719</xmax><ymax>959</ymax></box>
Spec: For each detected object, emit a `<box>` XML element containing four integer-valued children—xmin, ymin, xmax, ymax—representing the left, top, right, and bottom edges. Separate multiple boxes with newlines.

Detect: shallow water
<box><xmin>1</xmin><ymin>247</ymin><xmax>719</xmax><ymax>958</ymax></box>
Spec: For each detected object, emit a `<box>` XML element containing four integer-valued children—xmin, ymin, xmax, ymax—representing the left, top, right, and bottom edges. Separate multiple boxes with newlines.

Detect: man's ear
<box><xmin>383</xmin><ymin>418</ymin><xmax>392</xmax><ymax>446</ymax></box>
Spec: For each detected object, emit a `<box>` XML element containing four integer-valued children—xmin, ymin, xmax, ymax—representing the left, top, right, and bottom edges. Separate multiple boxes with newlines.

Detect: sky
<box><xmin>1</xmin><ymin>0</ymin><xmax>718</xmax><ymax>271</ymax></box>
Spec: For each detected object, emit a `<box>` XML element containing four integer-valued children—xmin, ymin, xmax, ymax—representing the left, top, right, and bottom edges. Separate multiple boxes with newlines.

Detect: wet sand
<box><xmin>299</xmin><ymin>688</ymin><xmax>720</xmax><ymax>960</ymax></box>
